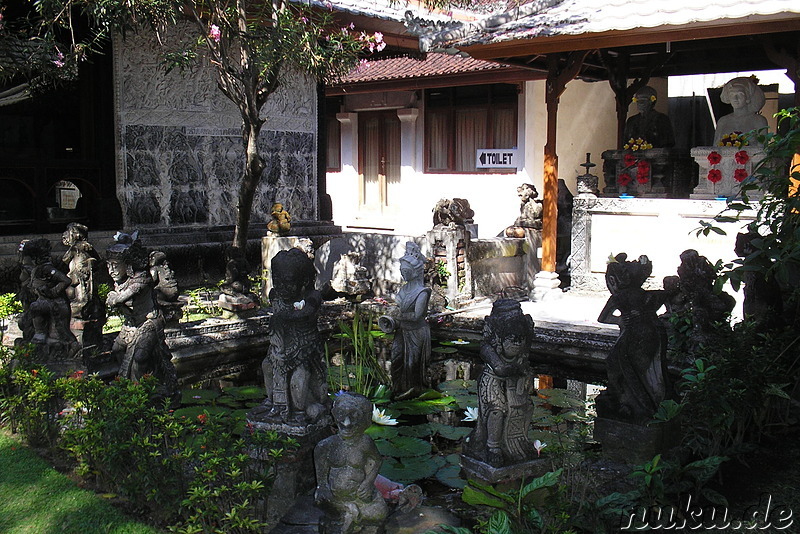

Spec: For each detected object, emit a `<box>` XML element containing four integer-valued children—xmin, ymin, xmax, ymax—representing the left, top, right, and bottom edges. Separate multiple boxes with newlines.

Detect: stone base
<box><xmin>531</xmin><ymin>270</ymin><xmax>562</xmax><ymax>302</ymax></box>
<box><xmin>594</xmin><ymin>416</ymin><xmax>680</xmax><ymax>465</ymax></box>
<box><xmin>461</xmin><ymin>454</ymin><xmax>550</xmax><ymax>484</ymax></box>
<box><xmin>247</xmin><ymin>405</ymin><xmax>333</xmax><ymax>438</ymax></box>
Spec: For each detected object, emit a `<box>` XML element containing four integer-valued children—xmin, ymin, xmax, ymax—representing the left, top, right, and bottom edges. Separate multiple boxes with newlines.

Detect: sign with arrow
<box><xmin>476</xmin><ymin>149</ymin><xmax>519</xmax><ymax>169</ymax></box>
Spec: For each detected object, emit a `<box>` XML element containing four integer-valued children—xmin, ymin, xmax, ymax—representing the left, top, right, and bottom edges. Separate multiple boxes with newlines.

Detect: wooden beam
<box><xmin>462</xmin><ymin>18</ymin><xmax>800</xmax><ymax>59</ymax></box>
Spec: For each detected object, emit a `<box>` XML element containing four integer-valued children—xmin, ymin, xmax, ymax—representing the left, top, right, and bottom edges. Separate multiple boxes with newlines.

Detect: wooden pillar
<box><xmin>600</xmin><ymin>50</ymin><xmax>651</xmax><ymax>149</ymax></box>
<box><xmin>541</xmin><ymin>52</ymin><xmax>587</xmax><ymax>274</ymax></box>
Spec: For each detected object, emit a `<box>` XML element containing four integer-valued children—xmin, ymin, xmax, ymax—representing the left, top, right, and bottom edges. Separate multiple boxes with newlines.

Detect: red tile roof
<box><xmin>338</xmin><ymin>53</ymin><xmax>509</xmax><ymax>84</ymax></box>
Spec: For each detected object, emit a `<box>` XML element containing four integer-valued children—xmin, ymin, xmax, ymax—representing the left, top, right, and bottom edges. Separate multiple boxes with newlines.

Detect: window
<box><xmin>425</xmin><ymin>84</ymin><xmax>518</xmax><ymax>173</ymax></box>
<box><xmin>325</xmin><ymin>97</ymin><xmax>342</xmax><ymax>172</ymax></box>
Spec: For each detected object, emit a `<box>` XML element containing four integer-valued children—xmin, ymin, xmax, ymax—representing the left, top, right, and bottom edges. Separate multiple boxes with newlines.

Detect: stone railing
<box><xmin>602</xmin><ymin>148</ymin><xmax>694</xmax><ymax>198</ymax></box>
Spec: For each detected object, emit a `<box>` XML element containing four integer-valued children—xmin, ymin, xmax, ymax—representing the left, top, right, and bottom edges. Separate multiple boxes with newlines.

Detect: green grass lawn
<box><xmin>0</xmin><ymin>430</ymin><xmax>162</xmax><ymax>534</ymax></box>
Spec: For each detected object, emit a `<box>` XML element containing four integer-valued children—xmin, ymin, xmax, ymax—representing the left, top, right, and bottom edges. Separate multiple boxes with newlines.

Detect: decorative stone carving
<box><xmin>432</xmin><ymin>198</ymin><xmax>474</xmax><ymax>227</ymax></box>
<box><xmin>676</xmin><ymin>249</ymin><xmax>736</xmax><ymax>352</ymax></box>
<box><xmin>16</xmin><ymin>238</ymin><xmax>81</xmax><ymax>370</ymax></box>
<box><xmin>602</xmin><ymin>148</ymin><xmax>694</xmax><ymax>198</ymax></box>
<box><xmin>149</xmin><ymin>250</ymin><xmax>184</xmax><ymax>324</ymax></box>
<box><xmin>267</xmin><ymin>202</ymin><xmax>292</xmax><ymax>235</ymax></box>
<box><xmin>504</xmin><ymin>183</ymin><xmax>542</xmax><ymax>237</ymax></box>
<box><xmin>378</xmin><ymin>242</ymin><xmax>432</xmax><ymax>397</ymax></box>
<box><xmin>253</xmin><ymin>248</ymin><xmax>329</xmax><ymax>425</ymax></box>
<box><xmin>329</xmin><ymin>252</ymin><xmax>372</xmax><ymax>298</ymax></box>
<box><xmin>595</xmin><ymin>253</ymin><xmax>669</xmax><ymax>425</ymax></box>
<box><xmin>464</xmin><ymin>299</ymin><xmax>536</xmax><ymax>467</ymax></box>
<box><xmin>623</xmin><ymin>86</ymin><xmax>675</xmax><ymax>149</ymax></box>
<box><xmin>689</xmin><ymin>146</ymin><xmax>764</xmax><ymax>200</ymax></box>
<box><xmin>218</xmin><ymin>246</ymin><xmax>259</xmax><ymax>318</ymax></box>
<box><xmin>576</xmin><ymin>153</ymin><xmax>599</xmax><ymax>198</ymax></box>
<box><xmin>713</xmin><ymin>77</ymin><xmax>769</xmax><ymax>146</ymax></box>
<box><xmin>106</xmin><ymin>231</ymin><xmax>179</xmax><ymax>406</ymax></box>
<box><xmin>61</xmin><ymin>223</ymin><xmax>105</xmax><ymax>348</ymax></box>
<box><xmin>314</xmin><ymin>392</ymin><xmax>388</xmax><ymax>534</ymax></box>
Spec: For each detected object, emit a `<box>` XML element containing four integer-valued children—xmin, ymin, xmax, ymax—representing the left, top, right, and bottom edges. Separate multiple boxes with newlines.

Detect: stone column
<box><xmin>427</xmin><ymin>225</ymin><xmax>472</xmax><ymax>305</ymax></box>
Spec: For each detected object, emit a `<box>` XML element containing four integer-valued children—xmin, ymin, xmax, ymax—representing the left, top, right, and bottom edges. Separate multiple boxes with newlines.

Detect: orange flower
<box><xmin>197</xmin><ymin>414</ymin><xmax>208</xmax><ymax>424</ymax></box>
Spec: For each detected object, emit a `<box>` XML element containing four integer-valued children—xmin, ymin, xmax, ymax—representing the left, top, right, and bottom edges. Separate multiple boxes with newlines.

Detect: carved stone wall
<box><xmin>113</xmin><ymin>27</ymin><xmax>318</xmax><ymax>229</ymax></box>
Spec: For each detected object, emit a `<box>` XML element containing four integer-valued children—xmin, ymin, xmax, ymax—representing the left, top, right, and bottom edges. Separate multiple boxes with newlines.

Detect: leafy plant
<box><xmin>326</xmin><ymin>305</ymin><xmax>389</xmax><ymax>395</ymax></box>
<box><xmin>0</xmin><ymin>293</ymin><xmax>22</xmax><ymax>344</ymax></box>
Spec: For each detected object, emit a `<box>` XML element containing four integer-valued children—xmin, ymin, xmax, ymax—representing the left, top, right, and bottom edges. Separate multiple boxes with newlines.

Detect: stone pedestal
<box><xmin>427</xmin><ymin>225</ymin><xmax>472</xmax><ymax>305</ymax></box>
<box><xmin>461</xmin><ymin>455</ymin><xmax>550</xmax><ymax>484</ymax></box>
<box><xmin>217</xmin><ymin>293</ymin><xmax>258</xmax><ymax>319</ymax></box>
<box><xmin>531</xmin><ymin>270</ymin><xmax>561</xmax><ymax>302</ymax></box>
<box><xmin>594</xmin><ymin>417</ymin><xmax>680</xmax><ymax>465</ymax></box>
<box><xmin>690</xmin><ymin>146</ymin><xmax>764</xmax><ymax>200</ymax></box>
<box><xmin>602</xmin><ymin>148</ymin><xmax>694</xmax><ymax>198</ymax></box>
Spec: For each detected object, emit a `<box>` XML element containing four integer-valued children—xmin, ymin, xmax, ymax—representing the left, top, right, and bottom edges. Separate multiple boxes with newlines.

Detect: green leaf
<box><xmin>397</xmin><ymin>424</ymin><xmax>434</xmax><ymax>438</ymax></box>
<box><xmin>374</xmin><ymin>436</ymin><xmax>432</xmax><ymax>458</ymax></box>
<box><xmin>379</xmin><ymin>455</ymin><xmax>445</xmax><ymax>484</ymax></box>
<box><xmin>435</xmin><ymin>463</ymin><xmax>466</xmax><ymax>489</ymax></box>
<box><xmin>430</xmin><ymin>422</ymin><xmax>471</xmax><ymax>441</ymax></box>
<box><xmin>438</xmin><ymin>379</ymin><xmax>478</xmax><ymax>394</ymax></box>
<box><xmin>519</xmin><ymin>468</ymin><xmax>562</xmax><ymax>499</ymax></box>
<box><xmin>223</xmin><ymin>385</ymin><xmax>266</xmax><ymax>400</ymax></box>
<box><xmin>365</xmin><ymin>425</ymin><xmax>399</xmax><ymax>440</ymax></box>
<box><xmin>765</xmin><ymin>383</ymin><xmax>791</xmax><ymax>399</ymax></box>
<box><xmin>432</xmin><ymin>346</ymin><xmax>459</xmax><ymax>354</ymax></box>
<box><xmin>486</xmin><ymin>511</ymin><xmax>512</xmax><ymax>534</ymax></box>
<box><xmin>701</xmin><ymin>487</ymin><xmax>729</xmax><ymax>507</ymax></box>
<box><xmin>462</xmin><ymin>485</ymin><xmax>509</xmax><ymax>510</ymax></box>
<box><xmin>180</xmin><ymin>389</ymin><xmax>220</xmax><ymax>405</ymax></box>
<box><xmin>173</xmin><ymin>405</ymin><xmax>230</xmax><ymax>419</ymax></box>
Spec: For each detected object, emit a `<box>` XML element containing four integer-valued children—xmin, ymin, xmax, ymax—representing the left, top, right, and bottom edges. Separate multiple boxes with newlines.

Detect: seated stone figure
<box><xmin>315</xmin><ymin>392</ymin><xmax>388</xmax><ymax>534</ymax></box>
<box><xmin>505</xmin><ymin>183</ymin><xmax>543</xmax><ymax>237</ymax></box>
<box><xmin>464</xmin><ymin>299</ymin><xmax>536</xmax><ymax>467</ymax></box>
<box><xmin>267</xmin><ymin>202</ymin><xmax>292</xmax><ymax>235</ymax></box>
<box><xmin>106</xmin><ymin>231</ymin><xmax>179</xmax><ymax>406</ymax></box>
<box><xmin>432</xmin><ymin>198</ymin><xmax>474</xmax><ymax>227</ymax></box>
<box><xmin>713</xmin><ymin>77</ymin><xmax>768</xmax><ymax>146</ymax></box>
<box><xmin>218</xmin><ymin>246</ymin><xmax>259</xmax><ymax>315</ymax></box>
<box><xmin>623</xmin><ymin>86</ymin><xmax>675</xmax><ymax>148</ymax></box>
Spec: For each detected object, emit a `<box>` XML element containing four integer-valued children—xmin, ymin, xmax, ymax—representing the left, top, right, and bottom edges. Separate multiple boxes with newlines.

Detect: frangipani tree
<box><xmin>1</xmin><ymin>0</ymin><xmax>384</xmax><ymax>248</ymax></box>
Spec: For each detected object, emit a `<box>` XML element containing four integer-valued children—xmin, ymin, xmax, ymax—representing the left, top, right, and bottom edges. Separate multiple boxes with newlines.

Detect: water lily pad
<box><xmin>180</xmin><ymin>389</ymin><xmax>220</xmax><ymax>406</ymax></box>
<box><xmin>432</xmin><ymin>346</ymin><xmax>458</xmax><ymax>354</ymax></box>
<box><xmin>431</xmin><ymin>423</ymin><xmax>471</xmax><ymax>441</ymax></box>
<box><xmin>397</xmin><ymin>423</ymin><xmax>434</xmax><ymax>438</ymax></box>
<box><xmin>438</xmin><ymin>380</ymin><xmax>478</xmax><ymax>394</ymax></box>
<box><xmin>435</xmin><ymin>463</ymin><xmax>466</xmax><ymax>489</ymax></box>
<box><xmin>366</xmin><ymin>425</ymin><xmax>399</xmax><ymax>440</ymax></box>
<box><xmin>445</xmin><ymin>453</ymin><xmax>461</xmax><ymax>465</ymax></box>
<box><xmin>223</xmin><ymin>385</ymin><xmax>266</xmax><ymax>400</ymax></box>
<box><xmin>215</xmin><ymin>396</ymin><xmax>244</xmax><ymax>408</ymax></box>
<box><xmin>173</xmin><ymin>405</ymin><xmax>230</xmax><ymax>420</ymax></box>
<box><xmin>379</xmin><ymin>455</ymin><xmax>446</xmax><ymax>484</ymax></box>
<box><xmin>375</xmin><ymin>436</ymin><xmax>431</xmax><ymax>458</ymax></box>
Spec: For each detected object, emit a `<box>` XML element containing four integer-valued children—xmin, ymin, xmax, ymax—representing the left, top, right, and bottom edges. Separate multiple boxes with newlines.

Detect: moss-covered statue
<box><xmin>464</xmin><ymin>299</ymin><xmax>536</xmax><ymax>467</ymax></box>
<box><xmin>106</xmin><ymin>231</ymin><xmax>179</xmax><ymax>406</ymax></box>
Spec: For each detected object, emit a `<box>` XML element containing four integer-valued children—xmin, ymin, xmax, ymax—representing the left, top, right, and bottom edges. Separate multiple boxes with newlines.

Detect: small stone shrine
<box><xmin>218</xmin><ymin>246</ymin><xmax>260</xmax><ymax>318</ymax></box>
<box><xmin>594</xmin><ymin>253</ymin><xmax>677</xmax><ymax>463</ymax></box>
<box><xmin>462</xmin><ymin>299</ymin><xmax>546</xmax><ymax>483</ymax></box>
<box><xmin>314</xmin><ymin>392</ymin><xmax>388</xmax><ymax>534</ymax></box>
<box><xmin>105</xmin><ymin>231</ymin><xmax>179</xmax><ymax>406</ymax></box>
<box><xmin>250</xmin><ymin>247</ymin><xmax>330</xmax><ymax>431</ymax></box>
<box><xmin>691</xmin><ymin>77</ymin><xmax>768</xmax><ymax>200</ymax></box>
<box><xmin>429</xmin><ymin>199</ymin><xmax>473</xmax><ymax>305</ymax></box>
<box><xmin>61</xmin><ymin>223</ymin><xmax>105</xmax><ymax>350</ymax></box>
<box><xmin>149</xmin><ymin>250</ymin><xmax>184</xmax><ymax>325</ymax></box>
<box><xmin>16</xmin><ymin>238</ymin><xmax>82</xmax><ymax>374</ymax></box>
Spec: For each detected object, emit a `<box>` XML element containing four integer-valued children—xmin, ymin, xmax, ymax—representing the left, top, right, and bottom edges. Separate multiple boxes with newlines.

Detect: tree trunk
<box><xmin>233</xmin><ymin>120</ymin><xmax>265</xmax><ymax>249</ymax></box>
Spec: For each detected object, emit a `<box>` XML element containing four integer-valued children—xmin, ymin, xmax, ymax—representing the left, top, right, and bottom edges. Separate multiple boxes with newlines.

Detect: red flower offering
<box><xmin>618</xmin><ymin>172</ymin><xmax>632</xmax><ymax>187</ymax></box>
<box><xmin>637</xmin><ymin>160</ymin><xmax>650</xmax><ymax>175</ymax></box>
<box><xmin>707</xmin><ymin>169</ymin><xmax>722</xmax><ymax>183</ymax></box>
<box><xmin>734</xmin><ymin>150</ymin><xmax>750</xmax><ymax>165</ymax></box>
<box><xmin>707</xmin><ymin>151</ymin><xmax>722</xmax><ymax>165</ymax></box>
<box><xmin>734</xmin><ymin>168</ymin><xmax>749</xmax><ymax>182</ymax></box>
<box><xmin>637</xmin><ymin>175</ymin><xmax>649</xmax><ymax>185</ymax></box>
<box><xmin>623</xmin><ymin>153</ymin><xmax>637</xmax><ymax>167</ymax></box>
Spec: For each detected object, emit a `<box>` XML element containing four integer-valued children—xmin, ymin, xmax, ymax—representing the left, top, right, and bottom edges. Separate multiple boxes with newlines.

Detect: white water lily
<box><xmin>372</xmin><ymin>405</ymin><xmax>398</xmax><ymax>426</ymax></box>
<box><xmin>533</xmin><ymin>439</ymin><xmax>547</xmax><ymax>456</ymax></box>
<box><xmin>451</xmin><ymin>339</ymin><xmax>469</xmax><ymax>345</ymax></box>
<box><xmin>293</xmin><ymin>300</ymin><xmax>305</xmax><ymax>310</ymax></box>
<box><xmin>462</xmin><ymin>406</ymin><xmax>479</xmax><ymax>422</ymax></box>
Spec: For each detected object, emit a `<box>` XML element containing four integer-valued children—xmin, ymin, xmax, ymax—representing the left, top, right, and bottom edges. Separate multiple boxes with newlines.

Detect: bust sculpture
<box><xmin>464</xmin><ymin>299</ymin><xmax>536</xmax><ymax>467</ymax></box>
<box><xmin>378</xmin><ymin>242</ymin><xmax>432</xmax><ymax>397</ymax></box>
<box><xmin>314</xmin><ymin>392</ymin><xmax>388</xmax><ymax>534</ymax></box>
<box><xmin>255</xmin><ymin>247</ymin><xmax>328</xmax><ymax>424</ymax></box>
<box><xmin>713</xmin><ymin>77</ymin><xmax>768</xmax><ymax>146</ymax></box>
<box><xmin>505</xmin><ymin>183</ymin><xmax>543</xmax><ymax>237</ymax></box>
<box><xmin>106</xmin><ymin>231</ymin><xmax>179</xmax><ymax>406</ymax></box>
<box><xmin>623</xmin><ymin>86</ymin><xmax>675</xmax><ymax>149</ymax></box>
<box><xmin>596</xmin><ymin>253</ymin><xmax>669</xmax><ymax>425</ymax></box>
<box><xmin>17</xmin><ymin>238</ymin><xmax>80</xmax><ymax>361</ymax></box>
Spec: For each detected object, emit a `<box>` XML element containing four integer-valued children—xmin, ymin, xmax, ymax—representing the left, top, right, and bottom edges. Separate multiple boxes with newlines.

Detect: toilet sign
<box><xmin>476</xmin><ymin>149</ymin><xmax>518</xmax><ymax>169</ymax></box>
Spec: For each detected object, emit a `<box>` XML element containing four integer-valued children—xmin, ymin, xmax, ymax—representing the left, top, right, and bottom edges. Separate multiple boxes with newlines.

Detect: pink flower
<box><xmin>373</xmin><ymin>32</ymin><xmax>383</xmax><ymax>43</ymax></box>
<box><xmin>707</xmin><ymin>151</ymin><xmax>722</xmax><ymax>165</ymax></box>
<box><xmin>300</xmin><ymin>16</ymin><xmax>309</xmax><ymax>24</ymax></box>
<box><xmin>707</xmin><ymin>169</ymin><xmax>722</xmax><ymax>184</ymax></box>
<box><xmin>53</xmin><ymin>51</ymin><xmax>65</xmax><ymax>68</ymax></box>
<box><xmin>618</xmin><ymin>173</ymin><xmax>632</xmax><ymax>187</ymax></box>
<box><xmin>734</xmin><ymin>168</ymin><xmax>749</xmax><ymax>182</ymax></box>
<box><xmin>209</xmin><ymin>24</ymin><xmax>221</xmax><ymax>43</ymax></box>
<box><xmin>734</xmin><ymin>150</ymin><xmax>750</xmax><ymax>165</ymax></box>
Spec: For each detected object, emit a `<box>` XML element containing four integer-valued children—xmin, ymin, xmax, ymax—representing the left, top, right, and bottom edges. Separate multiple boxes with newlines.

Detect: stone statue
<box><xmin>16</xmin><ymin>238</ymin><xmax>80</xmax><ymax>363</ymax></box>
<box><xmin>314</xmin><ymin>392</ymin><xmax>388</xmax><ymax>534</ymax></box>
<box><xmin>255</xmin><ymin>247</ymin><xmax>328</xmax><ymax>424</ymax></box>
<box><xmin>504</xmin><ymin>183</ymin><xmax>543</xmax><ymax>237</ymax></box>
<box><xmin>378</xmin><ymin>242</ymin><xmax>432</xmax><ymax>397</ymax></box>
<box><xmin>218</xmin><ymin>246</ymin><xmax>259</xmax><ymax>317</ymax></box>
<box><xmin>106</xmin><ymin>231</ymin><xmax>179</xmax><ymax>406</ymax></box>
<box><xmin>713</xmin><ymin>77</ymin><xmax>768</xmax><ymax>146</ymax></box>
<box><xmin>623</xmin><ymin>86</ymin><xmax>675</xmax><ymax>148</ymax></box>
<box><xmin>329</xmin><ymin>252</ymin><xmax>372</xmax><ymax>298</ymax></box>
<box><xmin>61</xmin><ymin>223</ymin><xmax>102</xmax><ymax>321</ymax></box>
<box><xmin>149</xmin><ymin>250</ymin><xmax>184</xmax><ymax>324</ymax></box>
<box><xmin>596</xmin><ymin>253</ymin><xmax>669</xmax><ymax>425</ymax></box>
<box><xmin>464</xmin><ymin>299</ymin><xmax>536</xmax><ymax>467</ymax></box>
<box><xmin>267</xmin><ymin>202</ymin><xmax>292</xmax><ymax>235</ymax></box>
<box><xmin>676</xmin><ymin>249</ymin><xmax>736</xmax><ymax>350</ymax></box>
<box><xmin>432</xmin><ymin>198</ymin><xmax>474</xmax><ymax>227</ymax></box>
